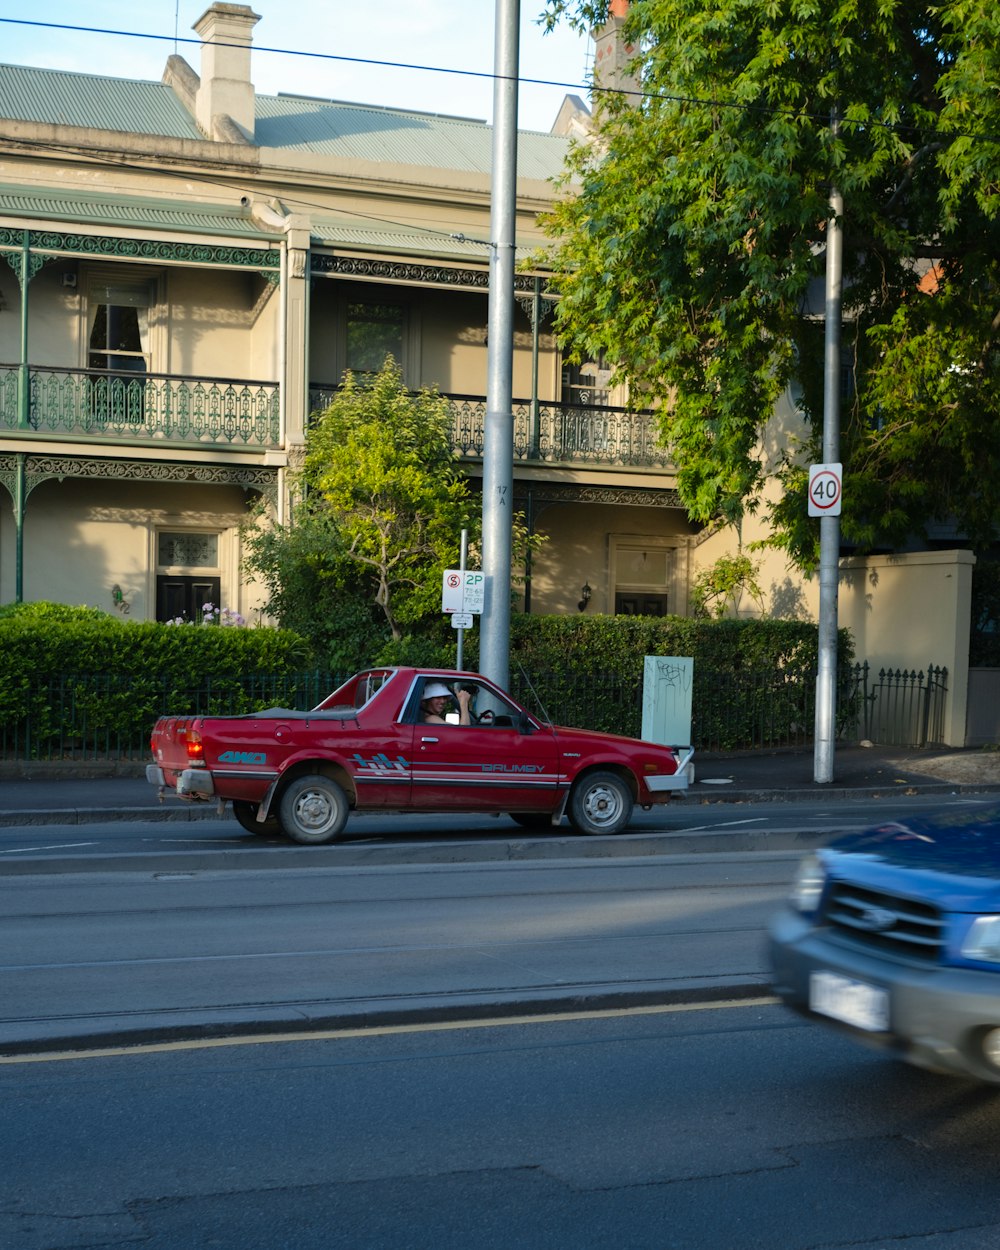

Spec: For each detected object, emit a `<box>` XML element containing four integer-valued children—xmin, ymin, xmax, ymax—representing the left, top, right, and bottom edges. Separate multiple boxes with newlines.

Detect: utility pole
<box><xmin>814</xmin><ymin>112</ymin><xmax>843</xmax><ymax>784</ymax></box>
<box><xmin>478</xmin><ymin>0</ymin><xmax>520</xmax><ymax>691</ymax></box>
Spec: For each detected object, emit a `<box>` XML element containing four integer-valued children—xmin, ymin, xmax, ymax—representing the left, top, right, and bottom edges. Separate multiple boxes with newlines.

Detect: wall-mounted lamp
<box><xmin>577</xmin><ymin>582</ymin><xmax>592</xmax><ymax>612</ymax></box>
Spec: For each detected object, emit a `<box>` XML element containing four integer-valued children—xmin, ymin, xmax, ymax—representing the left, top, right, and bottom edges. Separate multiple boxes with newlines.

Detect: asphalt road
<box><xmin>4</xmin><ymin>1003</ymin><xmax>1000</xmax><ymax>1249</ymax></box>
<box><xmin>1</xmin><ymin>791</ymin><xmax>993</xmax><ymax>872</ymax></box>
<box><xmin>0</xmin><ymin>850</ymin><xmax>792</xmax><ymax>1052</ymax></box>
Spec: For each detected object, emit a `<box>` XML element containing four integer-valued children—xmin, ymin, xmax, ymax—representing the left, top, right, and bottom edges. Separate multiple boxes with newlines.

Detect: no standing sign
<box><xmin>808</xmin><ymin>463</ymin><xmax>843</xmax><ymax>517</ymax></box>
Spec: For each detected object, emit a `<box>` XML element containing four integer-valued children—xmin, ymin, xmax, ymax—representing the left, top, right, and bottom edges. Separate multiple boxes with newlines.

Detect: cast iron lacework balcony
<box><xmin>308</xmin><ymin>386</ymin><xmax>671</xmax><ymax>470</ymax></box>
<box><xmin>0</xmin><ymin>364</ymin><xmax>281</xmax><ymax>448</ymax></box>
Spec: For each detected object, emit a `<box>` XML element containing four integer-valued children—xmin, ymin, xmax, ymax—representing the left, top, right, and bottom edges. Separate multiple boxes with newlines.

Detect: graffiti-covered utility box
<box><xmin>641</xmin><ymin>656</ymin><xmax>693</xmax><ymax>746</ymax></box>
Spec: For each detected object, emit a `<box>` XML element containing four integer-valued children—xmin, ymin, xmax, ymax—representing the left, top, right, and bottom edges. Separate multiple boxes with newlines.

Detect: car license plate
<box><xmin>809</xmin><ymin>971</ymin><xmax>889</xmax><ymax>1032</ymax></box>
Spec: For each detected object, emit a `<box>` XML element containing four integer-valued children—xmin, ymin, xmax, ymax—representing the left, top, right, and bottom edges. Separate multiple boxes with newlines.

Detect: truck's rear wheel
<box><xmin>279</xmin><ymin>774</ymin><xmax>350</xmax><ymax>845</ymax></box>
<box><xmin>232</xmin><ymin>800</ymin><xmax>282</xmax><ymax>837</ymax></box>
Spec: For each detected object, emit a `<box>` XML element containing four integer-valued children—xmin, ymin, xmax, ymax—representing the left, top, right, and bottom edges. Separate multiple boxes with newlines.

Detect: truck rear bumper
<box><xmin>146</xmin><ymin>764</ymin><xmax>215</xmax><ymax>802</ymax></box>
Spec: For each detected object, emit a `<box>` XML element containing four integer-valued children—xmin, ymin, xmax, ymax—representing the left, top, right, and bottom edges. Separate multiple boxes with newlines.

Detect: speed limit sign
<box><xmin>808</xmin><ymin>463</ymin><xmax>842</xmax><ymax>517</ymax></box>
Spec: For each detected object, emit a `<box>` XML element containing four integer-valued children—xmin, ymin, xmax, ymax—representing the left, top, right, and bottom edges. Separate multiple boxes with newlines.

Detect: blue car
<box><xmin>769</xmin><ymin>806</ymin><xmax>1000</xmax><ymax>1083</ymax></box>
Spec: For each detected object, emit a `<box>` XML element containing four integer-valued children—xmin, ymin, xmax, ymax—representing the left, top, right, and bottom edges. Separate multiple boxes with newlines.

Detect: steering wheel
<box><xmin>474</xmin><ymin>708</ymin><xmax>495</xmax><ymax>725</ymax></box>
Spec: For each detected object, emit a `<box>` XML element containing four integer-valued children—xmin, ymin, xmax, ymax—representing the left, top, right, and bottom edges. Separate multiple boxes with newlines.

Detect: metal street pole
<box><xmin>479</xmin><ymin>0</ymin><xmax>519</xmax><ymax>691</ymax></box>
<box><xmin>814</xmin><ymin>116</ymin><xmax>843</xmax><ymax>784</ymax></box>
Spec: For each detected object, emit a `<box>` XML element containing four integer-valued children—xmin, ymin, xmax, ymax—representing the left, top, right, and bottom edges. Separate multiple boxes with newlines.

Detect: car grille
<box><xmin>823</xmin><ymin>881</ymin><xmax>945</xmax><ymax>962</ymax></box>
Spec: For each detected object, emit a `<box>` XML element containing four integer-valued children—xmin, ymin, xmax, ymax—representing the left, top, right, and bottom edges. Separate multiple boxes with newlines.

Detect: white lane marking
<box><xmin>0</xmin><ymin>842</ymin><xmax>95</xmax><ymax>855</ymax></box>
<box><xmin>677</xmin><ymin>818</ymin><xmax>769</xmax><ymax>833</ymax></box>
<box><xmin>0</xmin><ymin>997</ymin><xmax>780</xmax><ymax>1064</ymax></box>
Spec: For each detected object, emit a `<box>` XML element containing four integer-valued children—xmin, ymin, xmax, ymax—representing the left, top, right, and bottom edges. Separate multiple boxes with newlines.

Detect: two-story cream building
<box><xmin>0</xmin><ymin>2</ymin><xmax>979</xmax><ymax>744</ymax></box>
<box><xmin>0</xmin><ymin>2</ymin><xmax>695</xmax><ymax>628</ymax></box>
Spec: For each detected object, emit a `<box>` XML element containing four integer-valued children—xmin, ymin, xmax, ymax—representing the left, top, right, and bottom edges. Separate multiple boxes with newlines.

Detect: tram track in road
<box><xmin>0</xmin><ymin>975</ymin><xmax>774</xmax><ymax>1059</ymax></box>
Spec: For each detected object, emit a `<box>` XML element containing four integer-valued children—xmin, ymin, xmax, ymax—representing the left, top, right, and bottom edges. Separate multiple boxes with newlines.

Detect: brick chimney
<box><xmin>592</xmin><ymin>0</ymin><xmax>641</xmax><ymax>113</ymax></box>
<box><xmin>193</xmin><ymin>3</ymin><xmax>260</xmax><ymax>142</ymax></box>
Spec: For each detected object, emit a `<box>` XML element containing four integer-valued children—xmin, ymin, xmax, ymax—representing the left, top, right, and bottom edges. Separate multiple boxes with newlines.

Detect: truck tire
<box><xmin>232</xmin><ymin>800</ymin><xmax>282</xmax><ymax>837</ymax></box>
<box><xmin>279</xmin><ymin>774</ymin><xmax>350</xmax><ymax>845</ymax></box>
<box><xmin>568</xmin><ymin>771</ymin><xmax>633</xmax><ymax>836</ymax></box>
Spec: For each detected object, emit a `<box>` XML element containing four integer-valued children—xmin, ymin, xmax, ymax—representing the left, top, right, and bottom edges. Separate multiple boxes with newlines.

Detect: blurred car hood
<box><xmin>824</xmin><ymin>807</ymin><xmax>1000</xmax><ymax>911</ymax></box>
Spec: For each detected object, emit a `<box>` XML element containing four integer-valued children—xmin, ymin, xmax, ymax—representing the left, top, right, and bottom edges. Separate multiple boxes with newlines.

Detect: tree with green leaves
<box><xmin>243</xmin><ymin>359</ymin><xmax>478</xmax><ymax>665</ymax></box>
<box><xmin>541</xmin><ymin>0</ymin><xmax>1000</xmax><ymax>567</ymax></box>
<box><xmin>302</xmin><ymin>360</ymin><xmax>477</xmax><ymax>643</ymax></box>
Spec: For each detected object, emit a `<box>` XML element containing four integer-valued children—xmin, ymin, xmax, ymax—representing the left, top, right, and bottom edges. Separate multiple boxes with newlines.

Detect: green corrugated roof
<box><xmin>0</xmin><ymin>184</ymin><xmax>268</xmax><ymax>238</ymax></box>
<box><xmin>0</xmin><ymin>63</ymin><xmax>204</xmax><ymax>140</ymax></box>
<box><xmin>0</xmin><ymin>62</ymin><xmax>571</xmax><ymax>182</ymax></box>
<box><xmin>255</xmin><ymin>95</ymin><xmax>570</xmax><ymax>180</ymax></box>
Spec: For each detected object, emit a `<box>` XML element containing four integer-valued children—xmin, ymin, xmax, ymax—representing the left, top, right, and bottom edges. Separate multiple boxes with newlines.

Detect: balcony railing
<box><xmin>1</xmin><ymin>364</ymin><xmax>280</xmax><ymax>448</ymax></box>
<box><xmin>309</xmin><ymin>386</ymin><xmax>671</xmax><ymax>470</ymax></box>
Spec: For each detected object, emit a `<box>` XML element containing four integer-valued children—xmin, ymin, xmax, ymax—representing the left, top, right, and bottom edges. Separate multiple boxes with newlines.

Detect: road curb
<box><xmin>0</xmin><ymin>804</ymin><xmax>225</xmax><ymax>828</ymax></box>
<box><xmin>2</xmin><ymin>778</ymin><xmax>998</xmax><ymax>831</ymax></box>
<box><xmin>0</xmin><ymin>979</ymin><xmax>773</xmax><ymax>1058</ymax></box>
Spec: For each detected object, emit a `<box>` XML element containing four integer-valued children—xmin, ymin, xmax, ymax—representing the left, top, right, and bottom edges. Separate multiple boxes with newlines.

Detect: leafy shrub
<box><xmin>0</xmin><ymin>606</ymin><xmax>314</xmax><ymax>757</ymax></box>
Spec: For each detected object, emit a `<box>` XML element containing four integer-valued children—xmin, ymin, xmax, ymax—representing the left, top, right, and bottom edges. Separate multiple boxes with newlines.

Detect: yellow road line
<box><xmin>0</xmin><ymin>996</ymin><xmax>780</xmax><ymax>1065</ymax></box>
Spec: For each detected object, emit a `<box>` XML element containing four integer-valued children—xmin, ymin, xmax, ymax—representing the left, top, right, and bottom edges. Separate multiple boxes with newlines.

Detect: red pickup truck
<box><xmin>147</xmin><ymin>666</ymin><xmax>693</xmax><ymax>844</ymax></box>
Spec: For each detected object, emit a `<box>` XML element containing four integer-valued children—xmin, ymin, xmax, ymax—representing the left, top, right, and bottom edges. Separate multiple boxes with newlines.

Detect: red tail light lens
<box><xmin>185</xmin><ymin>729</ymin><xmax>204</xmax><ymax>762</ymax></box>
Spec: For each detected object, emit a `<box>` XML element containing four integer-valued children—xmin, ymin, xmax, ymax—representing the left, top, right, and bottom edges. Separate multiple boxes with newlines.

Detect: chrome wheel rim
<box><xmin>582</xmin><ymin>782</ymin><xmax>625</xmax><ymax>828</ymax></box>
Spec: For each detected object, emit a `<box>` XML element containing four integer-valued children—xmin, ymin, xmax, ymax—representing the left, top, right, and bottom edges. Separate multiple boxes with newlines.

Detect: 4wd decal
<box><xmin>218</xmin><ymin>750</ymin><xmax>267</xmax><ymax>765</ymax></box>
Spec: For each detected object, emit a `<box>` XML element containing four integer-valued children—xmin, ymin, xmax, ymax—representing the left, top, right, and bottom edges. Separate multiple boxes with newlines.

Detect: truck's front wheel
<box><xmin>279</xmin><ymin>774</ymin><xmax>350</xmax><ymax>845</ymax></box>
<box><xmin>568</xmin><ymin>771</ymin><xmax>633</xmax><ymax>836</ymax></box>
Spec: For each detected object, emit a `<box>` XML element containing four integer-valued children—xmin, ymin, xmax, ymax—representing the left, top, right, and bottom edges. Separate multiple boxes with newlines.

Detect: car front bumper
<box><xmin>769</xmin><ymin>906</ymin><xmax>1000</xmax><ymax>1083</ymax></box>
<box><xmin>643</xmin><ymin>746</ymin><xmax>695</xmax><ymax>794</ymax></box>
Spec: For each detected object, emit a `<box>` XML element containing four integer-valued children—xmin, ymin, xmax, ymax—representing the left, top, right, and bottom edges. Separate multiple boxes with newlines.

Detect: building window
<box><xmin>562</xmin><ymin>349</ymin><xmax>611</xmax><ymax>407</ymax></box>
<box><xmin>87</xmin><ymin>281</ymin><xmax>152</xmax><ymax>424</ymax></box>
<box><xmin>346</xmin><ymin>301</ymin><xmax>406</xmax><ymax>373</ymax></box>
<box><xmin>613</xmin><ymin>543</ymin><xmax>676</xmax><ymax>618</ymax></box>
<box><xmin>155</xmin><ymin>530</ymin><xmax>221</xmax><ymax>623</ymax></box>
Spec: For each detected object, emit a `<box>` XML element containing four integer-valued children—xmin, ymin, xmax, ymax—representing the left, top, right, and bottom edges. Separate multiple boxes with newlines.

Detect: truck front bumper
<box><xmin>769</xmin><ymin>906</ymin><xmax>1000</xmax><ymax>1083</ymax></box>
<box><xmin>644</xmin><ymin>746</ymin><xmax>695</xmax><ymax>794</ymax></box>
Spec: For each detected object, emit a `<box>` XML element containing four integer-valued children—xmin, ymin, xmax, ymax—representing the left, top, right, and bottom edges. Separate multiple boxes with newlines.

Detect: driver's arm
<box><xmin>455</xmin><ymin>688</ymin><xmax>472</xmax><ymax>726</ymax></box>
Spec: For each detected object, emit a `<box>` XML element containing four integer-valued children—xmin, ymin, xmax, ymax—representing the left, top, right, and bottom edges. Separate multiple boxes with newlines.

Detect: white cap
<box><xmin>422</xmin><ymin>682</ymin><xmax>452</xmax><ymax>700</ymax></box>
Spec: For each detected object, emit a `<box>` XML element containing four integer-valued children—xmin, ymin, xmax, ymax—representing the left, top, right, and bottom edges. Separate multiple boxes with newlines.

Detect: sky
<box><xmin>0</xmin><ymin>1</ymin><xmax>595</xmax><ymax>134</ymax></box>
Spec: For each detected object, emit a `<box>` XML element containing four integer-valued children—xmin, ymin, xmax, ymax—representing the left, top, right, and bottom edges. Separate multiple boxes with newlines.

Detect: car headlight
<box><xmin>961</xmin><ymin>916</ymin><xmax>1000</xmax><ymax>964</ymax></box>
<box><xmin>790</xmin><ymin>853</ymin><xmax>826</xmax><ymax>914</ymax></box>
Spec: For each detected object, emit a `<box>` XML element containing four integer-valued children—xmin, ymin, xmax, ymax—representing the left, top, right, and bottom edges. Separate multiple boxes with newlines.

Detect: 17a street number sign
<box><xmin>808</xmin><ymin>463</ymin><xmax>843</xmax><ymax>517</ymax></box>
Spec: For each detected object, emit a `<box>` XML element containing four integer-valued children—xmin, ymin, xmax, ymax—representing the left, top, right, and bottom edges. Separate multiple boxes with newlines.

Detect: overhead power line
<box><xmin>0</xmin><ymin>15</ymin><xmax>997</xmax><ymax>145</ymax></box>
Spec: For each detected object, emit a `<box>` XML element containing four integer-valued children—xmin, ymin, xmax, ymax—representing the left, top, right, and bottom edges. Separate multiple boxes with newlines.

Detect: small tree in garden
<box><xmin>304</xmin><ymin>360</ymin><xmax>476</xmax><ymax>643</ymax></box>
<box><xmin>244</xmin><ymin>359</ymin><xmax>478</xmax><ymax>666</ymax></box>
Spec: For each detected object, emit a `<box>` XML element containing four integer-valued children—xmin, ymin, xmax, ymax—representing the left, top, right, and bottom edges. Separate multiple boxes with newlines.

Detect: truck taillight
<box><xmin>185</xmin><ymin>729</ymin><xmax>204</xmax><ymax>762</ymax></box>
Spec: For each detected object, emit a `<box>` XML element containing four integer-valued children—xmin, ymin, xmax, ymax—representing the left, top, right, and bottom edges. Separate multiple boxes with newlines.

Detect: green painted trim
<box><xmin>0</xmin><ymin>227</ymin><xmax>280</xmax><ymax>271</ymax></box>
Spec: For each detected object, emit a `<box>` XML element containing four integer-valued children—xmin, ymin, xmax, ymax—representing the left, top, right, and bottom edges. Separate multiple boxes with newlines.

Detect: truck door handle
<box><xmin>420</xmin><ymin>736</ymin><xmax>439</xmax><ymax>743</ymax></box>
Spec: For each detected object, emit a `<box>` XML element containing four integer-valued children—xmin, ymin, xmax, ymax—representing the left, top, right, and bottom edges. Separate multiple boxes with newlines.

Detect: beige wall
<box><xmin>307</xmin><ymin>281</ymin><xmax>561</xmax><ymax>400</ymax></box>
<box><xmin>163</xmin><ymin>268</ymin><xmax>280</xmax><ymax>382</ymax></box>
<box><xmin>1</xmin><ymin>478</ymin><xmax>268</xmax><ymax>623</ymax></box>
<box><xmin>840</xmin><ymin>550</ymin><xmax>974</xmax><ymax>746</ymax></box>
<box><xmin>528</xmin><ymin>503</ymin><xmax>693</xmax><ymax>616</ymax></box>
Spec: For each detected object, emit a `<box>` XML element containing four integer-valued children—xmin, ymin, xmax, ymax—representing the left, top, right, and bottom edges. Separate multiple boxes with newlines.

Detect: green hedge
<box><xmin>464</xmin><ymin>614</ymin><xmax>854</xmax><ymax>748</ymax></box>
<box><xmin>0</xmin><ymin>604</ymin><xmax>314</xmax><ymax>753</ymax></box>
<box><xmin>0</xmin><ymin>605</ymin><xmax>854</xmax><ymax>755</ymax></box>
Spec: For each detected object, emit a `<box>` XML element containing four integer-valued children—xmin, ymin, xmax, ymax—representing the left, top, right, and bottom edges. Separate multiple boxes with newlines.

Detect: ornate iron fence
<box><xmin>0</xmin><ymin>364</ymin><xmax>280</xmax><ymax>447</ymax></box>
<box><xmin>308</xmin><ymin>385</ymin><xmax>671</xmax><ymax>470</ymax></box>
<box><xmin>847</xmin><ymin>662</ymin><xmax>949</xmax><ymax>748</ymax></box>
<box><xmin>0</xmin><ymin>662</ymin><xmax>947</xmax><ymax>762</ymax></box>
